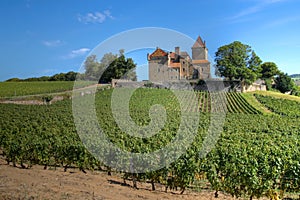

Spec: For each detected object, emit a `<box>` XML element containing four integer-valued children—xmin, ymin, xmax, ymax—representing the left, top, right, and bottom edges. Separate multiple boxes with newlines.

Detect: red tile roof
<box><xmin>149</xmin><ymin>48</ymin><xmax>168</xmax><ymax>58</ymax></box>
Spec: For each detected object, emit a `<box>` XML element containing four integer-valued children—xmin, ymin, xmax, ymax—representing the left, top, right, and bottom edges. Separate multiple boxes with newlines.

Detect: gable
<box><xmin>149</xmin><ymin>48</ymin><xmax>168</xmax><ymax>59</ymax></box>
<box><xmin>192</xmin><ymin>36</ymin><xmax>206</xmax><ymax>48</ymax></box>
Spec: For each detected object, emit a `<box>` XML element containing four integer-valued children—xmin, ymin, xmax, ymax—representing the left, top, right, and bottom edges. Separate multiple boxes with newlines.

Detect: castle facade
<box><xmin>148</xmin><ymin>36</ymin><xmax>211</xmax><ymax>82</ymax></box>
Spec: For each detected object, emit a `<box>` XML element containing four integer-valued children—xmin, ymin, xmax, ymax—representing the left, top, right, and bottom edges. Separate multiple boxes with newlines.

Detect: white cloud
<box><xmin>42</xmin><ymin>40</ymin><xmax>64</xmax><ymax>47</ymax></box>
<box><xmin>229</xmin><ymin>5</ymin><xmax>262</xmax><ymax>20</ymax></box>
<box><xmin>228</xmin><ymin>0</ymin><xmax>289</xmax><ymax>22</ymax></box>
<box><xmin>266</xmin><ymin>15</ymin><xmax>300</xmax><ymax>28</ymax></box>
<box><xmin>103</xmin><ymin>10</ymin><xmax>113</xmax><ymax>19</ymax></box>
<box><xmin>78</xmin><ymin>10</ymin><xmax>114</xmax><ymax>24</ymax></box>
<box><xmin>63</xmin><ymin>48</ymin><xmax>90</xmax><ymax>59</ymax></box>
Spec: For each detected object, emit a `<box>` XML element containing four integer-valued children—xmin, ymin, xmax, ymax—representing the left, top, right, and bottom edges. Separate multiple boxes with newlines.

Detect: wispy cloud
<box><xmin>42</xmin><ymin>40</ymin><xmax>64</xmax><ymax>47</ymax></box>
<box><xmin>265</xmin><ymin>15</ymin><xmax>300</xmax><ymax>28</ymax></box>
<box><xmin>228</xmin><ymin>0</ymin><xmax>289</xmax><ymax>22</ymax></box>
<box><xmin>63</xmin><ymin>48</ymin><xmax>90</xmax><ymax>59</ymax></box>
<box><xmin>78</xmin><ymin>10</ymin><xmax>114</xmax><ymax>24</ymax></box>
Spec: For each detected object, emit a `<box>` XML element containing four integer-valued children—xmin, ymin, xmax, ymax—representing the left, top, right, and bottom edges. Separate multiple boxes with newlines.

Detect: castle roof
<box><xmin>149</xmin><ymin>48</ymin><xmax>168</xmax><ymax>58</ymax></box>
<box><xmin>192</xmin><ymin>36</ymin><xmax>206</xmax><ymax>48</ymax></box>
<box><xmin>179</xmin><ymin>51</ymin><xmax>189</xmax><ymax>58</ymax></box>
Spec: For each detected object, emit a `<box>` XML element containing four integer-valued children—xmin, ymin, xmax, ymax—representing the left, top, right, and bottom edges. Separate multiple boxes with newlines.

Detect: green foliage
<box><xmin>0</xmin><ymin>82</ymin><xmax>74</xmax><ymax>97</ymax></box>
<box><xmin>215</xmin><ymin>41</ymin><xmax>262</xmax><ymax>86</ymax></box>
<box><xmin>275</xmin><ymin>73</ymin><xmax>296</xmax><ymax>93</ymax></box>
<box><xmin>5</xmin><ymin>71</ymin><xmax>80</xmax><ymax>82</ymax></box>
<box><xmin>49</xmin><ymin>71</ymin><xmax>78</xmax><ymax>81</ymax></box>
<box><xmin>0</xmin><ymin>88</ymin><xmax>299</xmax><ymax>199</ymax></box>
<box><xmin>41</xmin><ymin>95</ymin><xmax>53</xmax><ymax>103</ymax></box>
<box><xmin>291</xmin><ymin>86</ymin><xmax>300</xmax><ymax>97</ymax></box>
<box><xmin>264</xmin><ymin>78</ymin><xmax>273</xmax><ymax>90</ymax></box>
<box><xmin>143</xmin><ymin>81</ymin><xmax>154</xmax><ymax>88</ymax></box>
<box><xmin>100</xmin><ymin>54</ymin><xmax>137</xmax><ymax>83</ymax></box>
<box><xmin>260</xmin><ymin>62</ymin><xmax>280</xmax><ymax>80</ymax></box>
<box><xmin>84</xmin><ymin>52</ymin><xmax>137</xmax><ymax>83</ymax></box>
<box><xmin>255</xmin><ymin>94</ymin><xmax>300</xmax><ymax>118</ymax></box>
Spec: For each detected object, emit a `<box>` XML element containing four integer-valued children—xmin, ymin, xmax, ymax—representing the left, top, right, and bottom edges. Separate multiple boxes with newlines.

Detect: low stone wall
<box><xmin>111</xmin><ymin>79</ymin><xmax>266</xmax><ymax>93</ymax></box>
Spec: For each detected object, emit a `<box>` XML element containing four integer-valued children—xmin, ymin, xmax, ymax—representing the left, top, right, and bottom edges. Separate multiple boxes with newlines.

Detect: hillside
<box><xmin>290</xmin><ymin>74</ymin><xmax>300</xmax><ymax>79</ymax></box>
<box><xmin>1</xmin><ymin>87</ymin><xmax>300</xmax><ymax>199</ymax></box>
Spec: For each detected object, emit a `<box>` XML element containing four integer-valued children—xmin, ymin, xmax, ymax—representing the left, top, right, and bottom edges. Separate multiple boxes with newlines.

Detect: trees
<box><xmin>260</xmin><ymin>62</ymin><xmax>280</xmax><ymax>80</ymax></box>
<box><xmin>5</xmin><ymin>72</ymin><xmax>79</xmax><ymax>82</ymax></box>
<box><xmin>99</xmin><ymin>54</ymin><xmax>137</xmax><ymax>83</ymax></box>
<box><xmin>215</xmin><ymin>41</ymin><xmax>262</xmax><ymax>86</ymax></box>
<box><xmin>259</xmin><ymin>62</ymin><xmax>280</xmax><ymax>90</ymax></box>
<box><xmin>84</xmin><ymin>51</ymin><xmax>137</xmax><ymax>83</ymax></box>
<box><xmin>275</xmin><ymin>72</ymin><xmax>296</xmax><ymax>93</ymax></box>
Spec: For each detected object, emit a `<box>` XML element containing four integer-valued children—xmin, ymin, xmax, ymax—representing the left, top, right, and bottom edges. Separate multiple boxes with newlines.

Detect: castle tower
<box><xmin>192</xmin><ymin>36</ymin><xmax>210</xmax><ymax>79</ymax></box>
<box><xmin>192</xmin><ymin>36</ymin><xmax>207</xmax><ymax>60</ymax></box>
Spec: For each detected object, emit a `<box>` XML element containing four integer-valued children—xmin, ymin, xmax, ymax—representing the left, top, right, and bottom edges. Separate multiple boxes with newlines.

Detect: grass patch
<box><xmin>241</xmin><ymin>93</ymin><xmax>273</xmax><ymax>115</ymax></box>
<box><xmin>250</xmin><ymin>90</ymin><xmax>300</xmax><ymax>102</ymax></box>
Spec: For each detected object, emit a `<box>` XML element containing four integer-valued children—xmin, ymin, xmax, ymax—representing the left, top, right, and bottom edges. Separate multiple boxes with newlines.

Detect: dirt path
<box><xmin>0</xmin><ymin>155</ymin><xmax>240</xmax><ymax>200</ymax></box>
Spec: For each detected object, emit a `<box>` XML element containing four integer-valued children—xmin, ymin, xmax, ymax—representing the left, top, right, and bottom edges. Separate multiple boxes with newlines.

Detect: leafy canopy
<box><xmin>275</xmin><ymin>72</ymin><xmax>296</xmax><ymax>93</ymax></box>
<box><xmin>215</xmin><ymin>41</ymin><xmax>262</xmax><ymax>85</ymax></box>
<box><xmin>84</xmin><ymin>50</ymin><xmax>137</xmax><ymax>83</ymax></box>
<box><xmin>260</xmin><ymin>62</ymin><xmax>280</xmax><ymax>79</ymax></box>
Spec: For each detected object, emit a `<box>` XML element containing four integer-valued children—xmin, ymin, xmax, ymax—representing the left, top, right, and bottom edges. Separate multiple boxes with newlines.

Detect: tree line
<box><xmin>5</xmin><ymin>71</ymin><xmax>79</xmax><ymax>82</ymax></box>
<box><xmin>5</xmin><ymin>50</ymin><xmax>137</xmax><ymax>83</ymax></box>
<box><xmin>215</xmin><ymin>41</ymin><xmax>298</xmax><ymax>94</ymax></box>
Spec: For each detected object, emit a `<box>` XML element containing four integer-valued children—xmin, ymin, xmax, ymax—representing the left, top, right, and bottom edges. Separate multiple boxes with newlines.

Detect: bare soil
<box><xmin>0</xmin><ymin>155</ymin><xmax>239</xmax><ymax>200</ymax></box>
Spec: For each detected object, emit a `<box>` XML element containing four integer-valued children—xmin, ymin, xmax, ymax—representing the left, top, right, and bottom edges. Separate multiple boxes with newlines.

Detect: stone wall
<box><xmin>149</xmin><ymin>62</ymin><xmax>180</xmax><ymax>82</ymax></box>
<box><xmin>243</xmin><ymin>83</ymin><xmax>267</xmax><ymax>92</ymax></box>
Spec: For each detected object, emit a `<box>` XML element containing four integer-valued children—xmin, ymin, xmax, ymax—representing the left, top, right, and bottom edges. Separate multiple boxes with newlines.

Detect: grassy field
<box><xmin>0</xmin><ymin>81</ymin><xmax>96</xmax><ymax>98</ymax></box>
<box><xmin>250</xmin><ymin>90</ymin><xmax>300</xmax><ymax>102</ymax></box>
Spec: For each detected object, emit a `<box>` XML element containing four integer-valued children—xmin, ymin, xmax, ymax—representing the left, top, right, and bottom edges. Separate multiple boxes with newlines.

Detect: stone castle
<box><xmin>148</xmin><ymin>36</ymin><xmax>211</xmax><ymax>82</ymax></box>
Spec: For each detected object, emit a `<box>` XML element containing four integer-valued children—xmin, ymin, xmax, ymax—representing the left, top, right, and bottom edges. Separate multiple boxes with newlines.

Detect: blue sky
<box><xmin>0</xmin><ymin>0</ymin><xmax>299</xmax><ymax>81</ymax></box>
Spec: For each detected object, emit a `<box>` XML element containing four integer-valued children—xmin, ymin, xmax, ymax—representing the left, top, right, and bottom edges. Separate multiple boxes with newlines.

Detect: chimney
<box><xmin>175</xmin><ymin>47</ymin><xmax>180</xmax><ymax>55</ymax></box>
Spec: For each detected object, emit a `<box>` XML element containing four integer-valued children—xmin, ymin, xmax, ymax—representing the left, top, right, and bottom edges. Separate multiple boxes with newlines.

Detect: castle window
<box><xmin>158</xmin><ymin>68</ymin><xmax>160</xmax><ymax>72</ymax></box>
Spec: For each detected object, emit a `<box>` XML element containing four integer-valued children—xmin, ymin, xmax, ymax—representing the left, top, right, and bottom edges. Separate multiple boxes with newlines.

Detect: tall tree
<box><xmin>99</xmin><ymin>54</ymin><xmax>137</xmax><ymax>83</ymax></box>
<box><xmin>84</xmin><ymin>55</ymin><xmax>101</xmax><ymax>81</ymax></box>
<box><xmin>215</xmin><ymin>41</ymin><xmax>262</xmax><ymax>86</ymax></box>
<box><xmin>260</xmin><ymin>62</ymin><xmax>280</xmax><ymax>79</ymax></box>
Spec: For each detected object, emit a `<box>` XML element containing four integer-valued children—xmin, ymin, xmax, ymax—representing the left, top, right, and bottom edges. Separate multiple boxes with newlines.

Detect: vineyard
<box><xmin>254</xmin><ymin>94</ymin><xmax>300</xmax><ymax>118</ymax></box>
<box><xmin>0</xmin><ymin>81</ymin><xmax>94</xmax><ymax>98</ymax></box>
<box><xmin>0</xmin><ymin>88</ymin><xmax>300</xmax><ymax>199</ymax></box>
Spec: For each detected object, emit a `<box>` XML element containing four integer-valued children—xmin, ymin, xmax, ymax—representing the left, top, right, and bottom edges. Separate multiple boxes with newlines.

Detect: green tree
<box><xmin>84</xmin><ymin>55</ymin><xmax>102</xmax><ymax>81</ymax></box>
<box><xmin>275</xmin><ymin>72</ymin><xmax>295</xmax><ymax>93</ymax></box>
<box><xmin>260</xmin><ymin>62</ymin><xmax>280</xmax><ymax>79</ymax></box>
<box><xmin>215</xmin><ymin>41</ymin><xmax>262</xmax><ymax>86</ymax></box>
<box><xmin>100</xmin><ymin>54</ymin><xmax>137</xmax><ymax>83</ymax></box>
<box><xmin>84</xmin><ymin>51</ymin><xmax>137</xmax><ymax>83</ymax></box>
